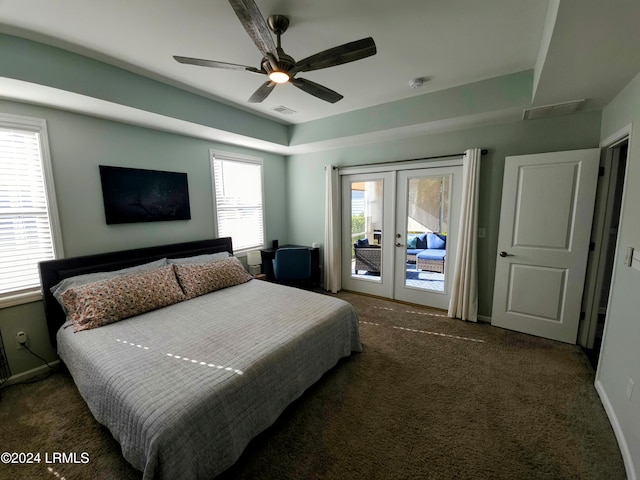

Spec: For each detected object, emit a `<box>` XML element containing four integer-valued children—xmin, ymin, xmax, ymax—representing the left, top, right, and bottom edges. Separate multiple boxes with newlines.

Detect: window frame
<box><xmin>209</xmin><ymin>149</ymin><xmax>266</xmax><ymax>254</ymax></box>
<box><xmin>0</xmin><ymin>113</ymin><xmax>64</xmax><ymax>308</ymax></box>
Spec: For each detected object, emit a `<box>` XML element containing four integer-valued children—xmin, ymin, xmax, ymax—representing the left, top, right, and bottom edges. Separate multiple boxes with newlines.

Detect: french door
<box><xmin>341</xmin><ymin>172</ymin><xmax>395</xmax><ymax>298</ymax></box>
<box><xmin>341</xmin><ymin>165</ymin><xmax>462</xmax><ymax>309</ymax></box>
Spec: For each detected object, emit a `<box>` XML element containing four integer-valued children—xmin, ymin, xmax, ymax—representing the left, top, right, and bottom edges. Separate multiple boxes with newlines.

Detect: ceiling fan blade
<box><xmin>248</xmin><ymin>81</ymin><xmax>277</xmax><ymax>103</ymax></box>
<box><xmin>228</xmin><ymin>0</ymin><xmax>279</xmax><ymax>61</ymax></box>
<box><xmin>173</xmin><ymin>55</ymin><xmax>263</xmax><ymax>73</ymax></box>
<box><xmin>292</xmin><ymin>37</ymin><xmax>376</xmax><ymax>74</ymax></box>
<box><xmin>290</xmin><ymin>78</ymin><xmax>343</xmax><ymax>103</ymax></box>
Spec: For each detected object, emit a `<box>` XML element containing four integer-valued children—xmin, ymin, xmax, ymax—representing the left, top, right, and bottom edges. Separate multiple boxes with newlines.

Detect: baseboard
<box><xmin>477</xmin><ymin>314</ymin><xmax>491</xmax><ymax>323</ymax></box>
<box><xmin>595</xmin><ymin>378</ymin><xmax>637</xmax><ymax>480</ymax></box>
<box><xmin>1</xmin><ymin>360</ymin><xmax>60</xmax><ymax>388</ymax></box>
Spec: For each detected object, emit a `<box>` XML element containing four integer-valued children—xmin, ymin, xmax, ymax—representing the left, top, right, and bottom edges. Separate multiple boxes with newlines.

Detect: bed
<box><xmin>39</xmin><ymin>237</ymin><xmax>361</xmax><ymax>479</ymax></box>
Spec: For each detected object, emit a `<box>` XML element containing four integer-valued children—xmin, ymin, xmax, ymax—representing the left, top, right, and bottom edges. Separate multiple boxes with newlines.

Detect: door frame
<box><xmin>578</xmin><ymin>125</ymin><xmax>632</xmax><ymax>354</ymax></box>
<box><xmin>339</xmin><ymin>158</ymin><xmax>463</xmax><ymax>176</ymax></box>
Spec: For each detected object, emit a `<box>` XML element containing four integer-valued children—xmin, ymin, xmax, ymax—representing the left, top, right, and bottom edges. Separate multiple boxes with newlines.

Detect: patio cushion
<box><xmin>427</xmin><ymin>233</ymin><xmax>446</xmax><ymax>249</ymax></box>
<box><xmin>415</xmin><ymin>233</ymin><xmax>429</xmax><ymax>249</ymax></box>
<box><xmin>416</xmin><ymin>250</ymin><xmax>447</xmax><ymax>261</ymax></box>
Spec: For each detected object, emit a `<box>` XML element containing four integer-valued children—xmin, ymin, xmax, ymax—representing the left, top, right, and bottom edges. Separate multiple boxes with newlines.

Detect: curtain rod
<box><xmin>330</xmin><ymin>149</ymin><xmax>488</xmax><ymax>170</ymax></box>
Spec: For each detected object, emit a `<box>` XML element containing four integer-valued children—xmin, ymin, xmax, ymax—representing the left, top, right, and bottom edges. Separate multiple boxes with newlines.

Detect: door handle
<box><xmin>499</xmin><ymin>251</ymin><xmax>514</xmax><ymax>257</ymax></box>
<box><xmin>395</xmin><ymin>242</ymin><xmax>405</xmax><ymax>247</ymax></box>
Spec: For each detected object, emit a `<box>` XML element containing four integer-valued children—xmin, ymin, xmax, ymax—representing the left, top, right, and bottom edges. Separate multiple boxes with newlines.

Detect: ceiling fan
<box><xmin>173</xmin><ymin>0</ymin><xmax>377</xmax><ymax>104</ymax></box>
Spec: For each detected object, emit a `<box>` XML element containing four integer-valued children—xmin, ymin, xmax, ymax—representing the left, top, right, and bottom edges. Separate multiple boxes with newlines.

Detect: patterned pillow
<box><xmin>61</xmin><ymin>264</ymin><xmax>185</xmax><ymax>332</ymax></box>
<box><xmin>51</xmin><ymin>258</ymin><xmax>169</xmax><ymax>312</ymax></box>
<box><xmin>173</xmin><ymin>256</ymin><xmax>253</xmax><ymax>299</ymax></box>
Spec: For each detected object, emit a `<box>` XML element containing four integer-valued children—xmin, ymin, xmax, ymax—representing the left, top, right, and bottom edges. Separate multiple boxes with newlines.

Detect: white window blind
<box><xmin>211</xmin><ymin>153</ymin><xmax>264</xmax><ymax>252</ymax></box>
<box><xmin>0</xmin><ymin>116</ymin><xmax>62</xmax><ymax>304</ymax></box>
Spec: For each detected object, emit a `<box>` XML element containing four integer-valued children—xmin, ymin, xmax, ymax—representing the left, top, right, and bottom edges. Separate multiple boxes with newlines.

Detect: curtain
<box><xmin>324</xmin><ymin>166</ymin><xmax>341</xmax><ymax>293</ymax></box>
<box><xmin>448</xmin><ymin>148</ymin><xmax>481</xmax><ymax>321</ymax></box>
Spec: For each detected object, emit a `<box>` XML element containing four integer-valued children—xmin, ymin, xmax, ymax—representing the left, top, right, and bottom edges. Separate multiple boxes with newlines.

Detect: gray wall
<box><xmin>0</xmin><ymin>99</ymin><xmax>287</xmax><ymax>378</ymax></box>
<box><xmin>286</xmin><ymin>111</ymin><xmax>602</xmax><ymax>318</ymax></box>
<box><xmin>597</xmin><ymin>70</ymin><xmax>640</xmax><ymax>479</ymax></box>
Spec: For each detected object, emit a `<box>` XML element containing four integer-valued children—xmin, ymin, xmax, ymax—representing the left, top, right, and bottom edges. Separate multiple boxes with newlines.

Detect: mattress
<box><xmin>57</xmin><ymin>279</ymin><xmax>361</xmax><ymax>479</ymax></box>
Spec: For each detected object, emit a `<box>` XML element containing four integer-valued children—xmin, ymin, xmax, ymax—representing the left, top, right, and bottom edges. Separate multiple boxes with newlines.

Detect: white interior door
<box><xmin>491</xmin><ymin>149</ymin><xmax>599</xmax><ymax>343</ymax></box>
<box><xmin>394</xmin><ymin>167</ymin><xmax>462</xmax><ymax>309</ymax></box>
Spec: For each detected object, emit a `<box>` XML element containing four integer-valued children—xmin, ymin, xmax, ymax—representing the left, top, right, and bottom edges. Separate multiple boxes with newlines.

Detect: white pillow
<box><xmin>167</xmin><ymin>251</ymin><xmax>230</xmax><ymax>265</ymax></box>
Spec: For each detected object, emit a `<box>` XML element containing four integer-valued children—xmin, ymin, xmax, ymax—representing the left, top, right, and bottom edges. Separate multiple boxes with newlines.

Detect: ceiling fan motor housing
<box><xmin>263</xmin><ymin>50</ymin><xmax>295</xmax><ymax>76</ymax></box>
<box><xmin>263</xmin><ymin>15</ymin><xmax>295</xmax><ymax>77</ymax></box>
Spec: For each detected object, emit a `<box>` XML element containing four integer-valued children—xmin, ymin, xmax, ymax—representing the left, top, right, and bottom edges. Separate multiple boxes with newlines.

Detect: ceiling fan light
<box><xmin>269</xmin><ymin>70</ymin><xmax>290</xmax><ymax>84</ymax></box>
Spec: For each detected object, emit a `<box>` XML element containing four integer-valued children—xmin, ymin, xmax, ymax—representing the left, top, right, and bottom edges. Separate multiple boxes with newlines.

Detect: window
<box><xmin>0</xmin><ymin>114</ymin><xmax>63</xmax><ymax>307</ymax></box>
<box><xmin>210</xmin><ymin>150</ymin><xmax>265</xmax><ymax>252</ymax></box>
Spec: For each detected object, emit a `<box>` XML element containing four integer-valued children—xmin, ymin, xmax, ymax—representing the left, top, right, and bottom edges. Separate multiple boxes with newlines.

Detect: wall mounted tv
<box><xmin>99</xmin><ymin>165</ymin><xmax>191</xmax><ymax>224</ymax></box>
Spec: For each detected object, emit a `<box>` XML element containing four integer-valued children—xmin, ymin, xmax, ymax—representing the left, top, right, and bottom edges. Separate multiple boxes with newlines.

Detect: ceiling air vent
<box><xmin>273</xmin><ymin>105</ymin><xmax>297</xmax><ymax>116</ymax></box>
<box><xmin>523</xmin><ymin>100</ymin><xmax>585</xmax><ymax>121</ymax></box>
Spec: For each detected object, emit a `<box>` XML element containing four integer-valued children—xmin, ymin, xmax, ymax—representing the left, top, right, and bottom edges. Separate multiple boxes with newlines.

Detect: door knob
<box><xmin>395</xmin><ymin>242</ymin><xmax>405</xmax><ymax>247</ymax></box>
<box><xmin>395</xmin><ymin>233</ymin><xmax>402</xmax><ymax>238</ymax></box>
<box><xmin>499</xmin><ymin>251</ymin><xmax>513</xmax><ymax>257</ymax></box>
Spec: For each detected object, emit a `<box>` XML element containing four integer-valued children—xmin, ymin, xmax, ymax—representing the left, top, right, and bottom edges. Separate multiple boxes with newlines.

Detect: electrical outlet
<box><xmin>627</xmin><ymin>378</ymin><xmax>635</xmax><ymax>400</ymax></box>
<box><xmin>16</xmin><ymin>331</ymin><xmax>28</xmax><ymax>349</ymax></box>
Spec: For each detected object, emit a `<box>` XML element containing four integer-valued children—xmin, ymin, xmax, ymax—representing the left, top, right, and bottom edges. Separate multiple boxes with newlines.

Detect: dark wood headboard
<box><xmin>39</xmin><ymin>237</ymin><xmax>233</xmax><ymax>348</ymax></box>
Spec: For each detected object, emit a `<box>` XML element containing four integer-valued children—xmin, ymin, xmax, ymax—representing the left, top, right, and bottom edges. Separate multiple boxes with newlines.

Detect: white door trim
<box><xmin>599</xmin><ymin>123</ymin><xmax>632</xmax><ymax>148</ymax></box>
<box><xmin>578</xmin><ymin>138</ymin><xmax>629</xmax><ymax>348</ymax></box>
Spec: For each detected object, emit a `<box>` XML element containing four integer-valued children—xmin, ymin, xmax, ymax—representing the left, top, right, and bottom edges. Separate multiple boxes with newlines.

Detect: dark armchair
<box><xmin>272</xmin><ymin>247</ymin><xmax>312</xmax><ymax>285</ymax></box>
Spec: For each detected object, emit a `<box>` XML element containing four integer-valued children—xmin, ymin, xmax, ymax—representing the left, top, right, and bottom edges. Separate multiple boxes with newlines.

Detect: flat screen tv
<box><xmin>99</xmin><ymin>165</ymin><xmax>191</xmax><ymax>224</ymax></box>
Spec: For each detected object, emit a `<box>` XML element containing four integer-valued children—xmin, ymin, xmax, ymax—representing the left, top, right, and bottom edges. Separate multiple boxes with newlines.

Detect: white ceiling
<box><xmin>1</xmin><ymin>0</ymin><xmax>639</xmax><ymax>127</ymax></box>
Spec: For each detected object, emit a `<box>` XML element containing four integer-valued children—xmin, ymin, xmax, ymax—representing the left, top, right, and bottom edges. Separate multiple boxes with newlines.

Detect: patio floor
<box><xmin>351</xmin><ymin>261</ymin><xmax>444</xmax><ymax>292</ymax></box>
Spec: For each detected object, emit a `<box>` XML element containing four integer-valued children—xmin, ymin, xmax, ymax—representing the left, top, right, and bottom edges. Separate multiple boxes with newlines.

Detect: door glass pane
<box><xmin>405</xmin><ymin>175</ymin><xmax>450</xmax><ymax>291</ymax></box>
<box><xmin>351</xmin><ymin>180</ymin><xmax>383</xmax><ymax>281</ymax></box>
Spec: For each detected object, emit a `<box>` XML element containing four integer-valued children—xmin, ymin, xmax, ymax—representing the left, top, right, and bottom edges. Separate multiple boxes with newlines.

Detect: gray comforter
<box><xmin>57</xmin><ymin>280</ymin><xmax>361</xmax><ymax>479</ymax></box>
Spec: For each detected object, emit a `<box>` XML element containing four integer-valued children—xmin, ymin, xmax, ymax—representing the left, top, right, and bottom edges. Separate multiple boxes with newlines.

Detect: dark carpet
<box><xmin>0</xmin><ymin>291</ymin><xmax>626</xmax><ymax>480</ymax></box>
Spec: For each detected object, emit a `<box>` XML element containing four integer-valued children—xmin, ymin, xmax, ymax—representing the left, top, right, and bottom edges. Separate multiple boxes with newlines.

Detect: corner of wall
<box><xmin>532</xmin><ymin>0</ymin><xmax>560</xmax><ymax>101</ymax></box>
<box><xmin>595</xmin><ymin>379</ymin><xmax>637</xmax><ymax>480</ymax></box>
